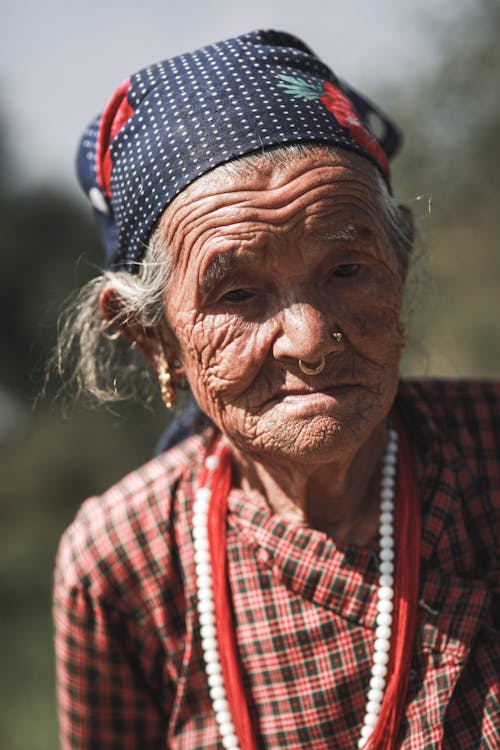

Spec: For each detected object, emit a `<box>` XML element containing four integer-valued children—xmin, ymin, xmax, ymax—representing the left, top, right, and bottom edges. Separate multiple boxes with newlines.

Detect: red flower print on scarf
<box><xmin>275</xmin><ymin>73</ymin><xmax>390</xmax><ymax>179</ymax></box>
<box><xmin>320</xmin><ymin>81</ymin><xmax>389</xmax><ymax>177</ymax></box>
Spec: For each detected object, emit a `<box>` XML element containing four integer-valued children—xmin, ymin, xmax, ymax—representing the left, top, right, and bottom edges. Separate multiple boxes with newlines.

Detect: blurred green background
<box><xmin>1</xmin><ymin>1</ymin><xmax>499</xmax><ymax>748</ymax></box>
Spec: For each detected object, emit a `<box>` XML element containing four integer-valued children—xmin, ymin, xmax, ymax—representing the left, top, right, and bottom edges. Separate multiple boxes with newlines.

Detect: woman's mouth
<box><xmin>264</xmin><ymin>384</ymin><xmax>361</xmax><ymax>411</ymax></box>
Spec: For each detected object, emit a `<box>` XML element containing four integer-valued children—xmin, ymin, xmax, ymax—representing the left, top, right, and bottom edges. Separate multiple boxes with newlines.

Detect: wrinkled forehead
<box><xmin>154</xmin><ymin>148</ymin><xmax>399</xmax><ymax>288</ymax></box>
<box><xmin>188</xmin><ymin>144</ymin><xmax>377</xmax><ymax>191</ymax></box>
<box><xmin>159</xmin><ymin>146</ymin><xmax>383</xmax><ymax>241</ymax></box>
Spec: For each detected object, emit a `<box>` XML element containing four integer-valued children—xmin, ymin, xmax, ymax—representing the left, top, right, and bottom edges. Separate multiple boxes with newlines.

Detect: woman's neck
<box><xmin>229</xmin><ymin>422</ymin><xmax>388</xmax><ymax>545</ymax></box>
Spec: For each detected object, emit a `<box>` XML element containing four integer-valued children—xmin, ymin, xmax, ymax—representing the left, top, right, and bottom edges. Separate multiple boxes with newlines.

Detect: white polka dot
<box><xmin>88</xmin><ymin>186</ymin><xmax>109</xmax><ymax>214</ymax></box>
<box><xmin>367</xmin><ymin>110</ymin><xmax>386</xmax><ymax>141</ymax></box>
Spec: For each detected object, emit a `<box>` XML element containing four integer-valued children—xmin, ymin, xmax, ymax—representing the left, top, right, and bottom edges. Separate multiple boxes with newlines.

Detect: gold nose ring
<box><xmin>298</xmin><ymin>357</ymin><xmax>326</xmax><ymax>376</ymax></box>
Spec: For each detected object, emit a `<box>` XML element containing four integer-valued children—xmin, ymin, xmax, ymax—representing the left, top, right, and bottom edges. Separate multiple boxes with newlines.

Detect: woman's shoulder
<box><xmin>399</xmin><ymin>378</ymin><xmax>499</xmax><ymax>585</ymax></box>
<box><xmin>399</xmin><ymin>377</ymin><xmax>500</xmax><ymax>431</ymax></box>
<box><xmin>398</xmin><ymin>377</ymin><xmax>500</xmax><ymax>494</ymax></box>
<box><xmin>398</xmin><ymin>376</ymin><xmax>499</xmax><ymax>520</ymax></box>
<box><xmin>54</xmin><ymin>432</ymin><xmax>206</xmax><ymax>608</ymax></box>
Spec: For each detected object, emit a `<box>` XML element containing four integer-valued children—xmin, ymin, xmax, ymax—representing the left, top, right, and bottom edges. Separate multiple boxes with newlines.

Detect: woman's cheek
<box><xmin>182</xmin><ymin>315</ymin><xmax>271</xmax><ymax>402</ymax></box>
<box><xmin>340</xmin><ymin>280</ymin><xmax>403</xmax><ymax>356</ymax></box>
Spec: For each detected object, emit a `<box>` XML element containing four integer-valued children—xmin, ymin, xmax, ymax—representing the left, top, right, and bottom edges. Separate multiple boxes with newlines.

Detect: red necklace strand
<box><xmin>193</xmin><ymin>421</ymin><xmax>420</xmax><ymax>749</ymax></box>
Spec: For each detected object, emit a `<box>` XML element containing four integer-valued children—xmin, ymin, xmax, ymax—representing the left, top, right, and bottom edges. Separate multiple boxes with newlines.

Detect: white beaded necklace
<box><xmin>192</xmin><ymin>428</ymin><xmax>398</xmax><ymax>750</ymax></box>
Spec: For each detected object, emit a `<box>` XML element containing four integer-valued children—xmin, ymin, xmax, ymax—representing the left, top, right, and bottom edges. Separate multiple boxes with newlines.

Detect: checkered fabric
<box><xmin>53</xmin><ymin>379</ymin><xmax>500</xmax><ymax>749</ymax></box>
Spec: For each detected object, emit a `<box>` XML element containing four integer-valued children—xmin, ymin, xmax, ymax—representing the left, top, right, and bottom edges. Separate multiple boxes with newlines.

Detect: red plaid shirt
<box><xmin>54</xmin><ymin>380</ymin><xmax>500</xmax><ymax>749</ymax></box>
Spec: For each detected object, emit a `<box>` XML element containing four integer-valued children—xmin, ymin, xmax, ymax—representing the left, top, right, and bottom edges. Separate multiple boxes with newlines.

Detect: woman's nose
<box><xmin>272</xmin><ymin>302</ymin><xmax>340</xmax><ymax>364</ymax></box>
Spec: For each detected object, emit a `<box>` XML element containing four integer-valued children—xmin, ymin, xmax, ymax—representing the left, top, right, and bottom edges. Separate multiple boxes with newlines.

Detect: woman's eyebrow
<box><xmin>318</xmin><ymin>224</ymin><xmax>375</xmax><ymax>242</ymax></box>
<box><xmin>200</xmin><ymin>249</ymin><xmax>240</xmax><ymax>293</ymax></box>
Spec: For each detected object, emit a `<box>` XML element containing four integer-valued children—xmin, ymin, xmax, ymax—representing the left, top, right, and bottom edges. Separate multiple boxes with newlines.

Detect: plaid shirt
<box><xmin>53</xmin><ymin>380</ymin><xmax>500</xmax><ymax>749</ymax></box>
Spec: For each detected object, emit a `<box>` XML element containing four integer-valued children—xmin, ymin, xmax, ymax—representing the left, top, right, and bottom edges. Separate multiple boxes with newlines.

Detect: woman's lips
<box><xmin>282</xmin><ymin>384</ymin><xmax>356</xmax><ymax>398</ymax></box>
<box><xmin>265</xmin><ymin>384</ymin><xmax>360</xmax><ymax>408</ymax></box>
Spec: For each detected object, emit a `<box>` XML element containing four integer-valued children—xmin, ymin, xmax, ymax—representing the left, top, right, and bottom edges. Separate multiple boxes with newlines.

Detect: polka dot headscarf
<box><xmin>77</xmin><ymin>29</ymin><xmax>402</xmax><ymax>272</ymax></box>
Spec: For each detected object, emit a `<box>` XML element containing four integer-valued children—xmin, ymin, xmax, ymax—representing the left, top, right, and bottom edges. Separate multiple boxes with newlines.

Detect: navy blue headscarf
<box><xmin>77</xmin><ymin>29</ymin><xmax>401</xmax><ymax>273</ymax></box>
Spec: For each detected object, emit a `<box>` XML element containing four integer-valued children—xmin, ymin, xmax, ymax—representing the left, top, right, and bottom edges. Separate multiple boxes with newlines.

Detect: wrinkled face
<box><xmin>162</xmin><ymin>150</ymin><xmax>407</xmax><ymax>463</ymax></box>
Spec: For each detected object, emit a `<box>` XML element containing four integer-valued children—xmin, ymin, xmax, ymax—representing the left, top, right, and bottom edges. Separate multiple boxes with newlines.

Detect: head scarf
<box><xmin>77</xmin><ymin>29</ymin><xmax>402</xmax><ymax>272</ymax></box>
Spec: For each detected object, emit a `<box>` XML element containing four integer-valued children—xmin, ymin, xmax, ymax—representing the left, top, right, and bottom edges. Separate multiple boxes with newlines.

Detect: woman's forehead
<box><xmin>187</xmin><ymin>147</ymin><xmax>376</xmax><ymax>195</ymax></box>
<box><xmin>162</xmin><ymin>149</ymin><xmax>381</xmax><ymax>240</ymax></box>
<box><xmin>159</xmin><ymin>151</ymin><xmax>395</xmax><ymax>284</ymax></box>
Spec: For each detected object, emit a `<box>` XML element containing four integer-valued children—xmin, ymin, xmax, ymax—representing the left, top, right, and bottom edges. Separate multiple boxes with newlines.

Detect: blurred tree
<box><xmin>391</xmin><ymin>0</ymin><xmax>500</xmax><ymax>376</ymax></box>
<box><xmin>394</xmin><ymin>0</ymin><xmax>500</xmax><ymax>210</ymax></box>
<box><xmin>0</xmin><ymin>189</ymin><xmax>103</xmax><ymax>400</ymax></box>
<box><xmin>0</xmin><ymin>114</ymin><xmax>12</xmax><ymax>194</ymax></box>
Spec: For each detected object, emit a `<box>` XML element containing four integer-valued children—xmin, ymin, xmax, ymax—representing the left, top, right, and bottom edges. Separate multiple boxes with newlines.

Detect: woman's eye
<box><xmin>220</xmin><ymin>288</ymin><xmax>255</xmax><ymax>303</ymax></box>
<box><xmin>333</xmin><ymin>263</ymin><xmax>360</xmax><ymax>278</ymax></box>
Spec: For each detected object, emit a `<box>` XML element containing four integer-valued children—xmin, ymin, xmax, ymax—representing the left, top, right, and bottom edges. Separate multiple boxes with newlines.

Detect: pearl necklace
<box><xmin>192</xmin><ymin>428</ymin><xmax>398</xmax><ymax>750</ymax></box>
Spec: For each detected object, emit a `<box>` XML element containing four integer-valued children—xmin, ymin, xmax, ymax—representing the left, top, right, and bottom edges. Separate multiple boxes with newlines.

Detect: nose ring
<box><xmin>298</xmin><ymin>357</ymin><xmax>325</xmax><ymax>376</ymax></box>
<box><xmin>332</xmin><ymin>330</ymin><xmax>344</xmax><ymax>343</ymax></box>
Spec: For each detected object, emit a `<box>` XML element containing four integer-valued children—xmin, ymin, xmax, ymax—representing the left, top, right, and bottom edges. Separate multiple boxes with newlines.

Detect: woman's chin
<box><xmin>226</xmin><ymin>412</ymin><xmax>358</xmax><ymax>464</ymax></box>
<box><xmin>218</xmin><ymin>383</ymin><xmax>391</xmax><ymax>462</ymax></box>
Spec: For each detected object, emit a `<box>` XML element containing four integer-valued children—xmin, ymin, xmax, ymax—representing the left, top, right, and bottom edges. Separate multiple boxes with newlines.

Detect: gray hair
<box><xmin>55</xmin><ymin>143</ymin><xmax>413</xmax><ymax>403</ymax></box>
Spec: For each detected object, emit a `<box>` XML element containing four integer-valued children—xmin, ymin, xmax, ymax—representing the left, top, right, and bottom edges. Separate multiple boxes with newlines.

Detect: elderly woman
<box><xmin>53</xmin><ymin>30</ymin><xmax>499</xmax><ymax>750</ymax></box>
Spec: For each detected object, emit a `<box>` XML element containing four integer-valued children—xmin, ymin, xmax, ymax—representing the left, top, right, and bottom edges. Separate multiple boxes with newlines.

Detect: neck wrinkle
<box><xmin>229</xmin><ymin>421</ymin><xmax>388</xmax><ymax>544</ymax></box>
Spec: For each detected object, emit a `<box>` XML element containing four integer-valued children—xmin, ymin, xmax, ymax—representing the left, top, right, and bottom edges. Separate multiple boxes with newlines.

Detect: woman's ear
<box><xmin>98</xmin><ymin>286</ymin><xmax>165</xmax><ymax>370</ymax></box>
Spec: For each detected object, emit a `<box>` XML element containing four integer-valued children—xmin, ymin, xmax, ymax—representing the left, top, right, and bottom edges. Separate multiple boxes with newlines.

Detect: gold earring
<box><xmin>157</xmin><ymin>358</ymin><xmax>176</xmax><ymax>409</ymax></box>
<box><xmin>332</xmin><ymin>330</ymin><xmax>344</xmax><ymax>344</ymax></box>
<box><xmin>100</xmin><ymin>320</ymin><xmax>121</xmax><ymax>341</ymax></box>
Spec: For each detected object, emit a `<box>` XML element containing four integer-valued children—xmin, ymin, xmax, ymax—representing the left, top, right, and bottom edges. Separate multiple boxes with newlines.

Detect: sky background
<box><xmin>2</xmin><ymin>0</ymin><xmax>464</xmax><ymax>193</ymax></box>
